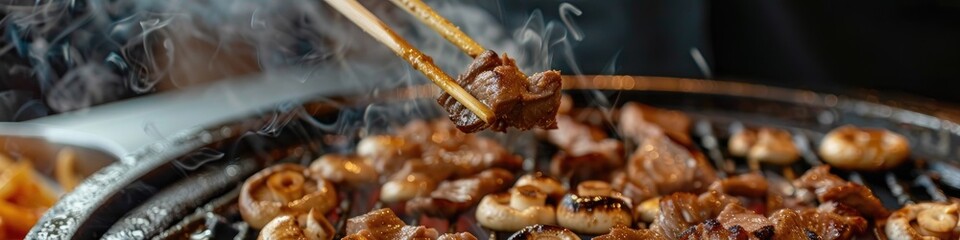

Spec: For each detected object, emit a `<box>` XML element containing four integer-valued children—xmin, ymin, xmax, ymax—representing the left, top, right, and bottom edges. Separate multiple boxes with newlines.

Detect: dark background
<box><xmin>480</xmin><ymin>0</ymin><xmax>960</xmax><ymax>102</ymax></box>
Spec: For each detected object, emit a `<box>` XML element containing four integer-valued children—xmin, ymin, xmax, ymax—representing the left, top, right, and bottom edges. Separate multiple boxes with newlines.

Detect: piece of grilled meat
<box><xmin>793</xmin><ymin>165</ymin><xmax>889</xmax><ymax>218</ymax></box>
<box><xmin>406</xmin><ymin>168</ymin><xmax>515</xmax><ymax>217</ymax></box>
<box><xmin>438</xmin><ymin>50</ymin><xmax>561</xmax><ymax>133</ymax></box>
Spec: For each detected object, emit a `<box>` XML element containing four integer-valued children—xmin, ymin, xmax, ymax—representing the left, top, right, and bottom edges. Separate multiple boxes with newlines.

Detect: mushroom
<box><xmin>514</xmin><ymin>172</ymin><xmax>566</xmax><ymax>200</ymax></box>
<box><xmin>557</xmin><ymin>181</ymin><xmax>633</xmax><ymax>235</ymax></box>
<box><xmin>356</xmin><ymin>135</ymin><xmax>420</xmax><ymax>172</ymax></box>
<box><xmin>729</xmin><ymin>128</ymin><xmax>799</xmax><ymax>166</ymax></box>
<box><xmin>476</xmin><ymin>185</ymin><xmax>557</xmax><ymax>231</ymax></box>
<box><xmin>886</xmin><ymin>202</ymin><xmax>960</xmax><ymax>240</ymax></box>
<box><xmin>380</xmin><ymin>173</ymin><xmax>437</xmax><ymax>203</ymax></box>
<box><xmin>727</xmin><ymin>129</ymin><xmax>757</xmax><ymax>158</ymax></box>
<box><xmin>635</xmin><ymin>197</ymin><xmax>660</xmax><ymax>223</ymax></box>
<box><xmin>309</xmin><ymin>154</ymin><xmax>377</xmax><ymax>186</ymax></box>
<box><xmin>819</xmin><ymin>125</ymin><xmax>910</xmax><ymax>171</ymax></box>
<box><xmin>239</xmin><ymin>164</ymin><xmax>337</xmax><ymax>229</ymax></box>
<box><xmin>257</xmin><ymin>209</ymin><xmax>334</xmax><ymax>240</ymax></box>
<box><xmin>507</xmin><ymin>224</ymin><xmax>581</xmax><ymax>240</ymax></box>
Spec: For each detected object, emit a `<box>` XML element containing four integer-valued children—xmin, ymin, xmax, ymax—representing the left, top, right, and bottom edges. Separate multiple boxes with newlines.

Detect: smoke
<box><xmin>0</xmin><ymin>0</ymin><xmax>423</xmax><ymax>119</ymax></box>
<box><xmin>0</xmin><ymin>0</ymin><xmax>614</xmax><ymax>142</ymax></box>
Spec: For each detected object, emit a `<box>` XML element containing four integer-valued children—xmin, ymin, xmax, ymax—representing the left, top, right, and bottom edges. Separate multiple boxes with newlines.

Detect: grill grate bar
<box><xmin>694</xmin><ymin>120</ymin><xmax>733</xmax><ymax>177</ymax></box>
<box><xmin>848</xmin><ymin>172</ymin><xmax>865</xmax><ymax>185</ymax></box>
<box><xmin>916</xmin><ymin>174</ymin><xmax>949</xmax><ymax>202</ymax></box>
<box><xmin>885</xmin><ymin>173</ymin><xmax>914</xmax><ymax>205</ymax></box>
<box><xmin>791</xmin><ymin>131</ymin><xmax>824</xmax><ymax>167</ymax></box>
<box><xmin>333</xmin><ymin>196</ymin><xmax>354</xmax><ymax>239</ymax></box>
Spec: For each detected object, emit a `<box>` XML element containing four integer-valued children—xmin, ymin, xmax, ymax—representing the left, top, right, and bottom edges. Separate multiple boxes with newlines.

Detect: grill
<box><xmin>28</xmin><ymin>75</ymin><xmax>960</xmax><ymax>239</ymax></box>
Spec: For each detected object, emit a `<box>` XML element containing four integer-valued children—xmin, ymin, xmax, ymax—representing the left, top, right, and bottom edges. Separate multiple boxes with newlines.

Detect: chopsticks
<box><xmin>387</xmin><ymin>0</ymin><xmax>486</xmax><ymax>58</ymax></box>
<box><xmin>323</xmin><ymin>0</ymin><xmax>494</xmax><ymax>123</ymax></box>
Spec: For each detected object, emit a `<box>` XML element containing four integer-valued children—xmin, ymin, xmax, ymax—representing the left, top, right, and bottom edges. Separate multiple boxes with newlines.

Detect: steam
<box><xmin>690</xmin><ymin>47</ymin><xmax>712</xmax><ymax>79</ymax></box>
<box><xmin>3</xmin><ymin>0</ymin><xmax>618</xmax><ymax>154</ymax></box>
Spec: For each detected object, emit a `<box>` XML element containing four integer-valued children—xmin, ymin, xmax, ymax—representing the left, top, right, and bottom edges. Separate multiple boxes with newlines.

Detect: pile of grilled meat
<box><xmin>238</xmin><ymin>96</ymin><xmax>956</xmax><ymax>240</ymax></box>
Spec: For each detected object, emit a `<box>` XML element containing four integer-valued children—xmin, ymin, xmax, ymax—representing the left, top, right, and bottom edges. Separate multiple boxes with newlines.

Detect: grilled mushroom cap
<box><xmin>749</xmin><ymin>128</ymin><xmax>799</xmax><ymax>165</ymax></box>
<box><xmin>729</xmin><ymin>128</ymin><xmax>800</xmax><ymax>166</ymax></box>
<box><xmin>557</xmin><ymin>181</ymin><xmax>633</xmax><ymax>235</ymax></box>
<box><xmin>309</xmin><ymin>154</ymin><xmax>377</xmax><ymax>186</ymax></box>
<box><xmin>515</xmin><ymin>172</ymin><xmax>566</xmax><ymax>200</ymax></box>
<box><xmin>257</xmin><ymin>209</ymin><xmax>334</xmax><ymax>240</ymax></box>
<box><xmin>240</xmin><ymin>164</ymin><xmax>337</xmax><ymax>229</ymax></box>
<box><xmin>819</xmin><ymin>125</ymin><xmax>909</xmax><ymax>171</ymax></box>
<box><xmin>380</xmin><ymin>173</ymin><xmax>436</xmax><ymax>203</ymax></box>
<box><xmin>507</xmin><ymin>224</ymin><xmax>581</xmax><ymax>240</ymax></box>
<box><xmin>476</xmin><ymin>185</ymin><xmax>557</xmax><ymax>231</ymax></box>
<box><xmin>728</xmin><ymin>129</ymin><xmax>757</xmax><ymax>158</ymax></box>
<box><xmin>356</xmin><ymin>135</ymin><xmax>420</xmax><ymax>172</ymax></box>
<box><xmin>886</xmin><ymin>202</ymin><xmax>960</xmax><ymax>240</ymax></box>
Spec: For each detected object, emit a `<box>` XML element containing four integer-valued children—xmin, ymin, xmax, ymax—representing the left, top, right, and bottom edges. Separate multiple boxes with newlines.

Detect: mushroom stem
<box><xmin>301</xmin><ymin>209</ymin><xmax>335</xmax><ymax>240</ymax></box>
<box><xmin>509</xmin><ymin>186</ymin><xmax>546</xmax><ymax>210</ymax></box>
<box><xmin>577</xmin><ymin>181</ymin><xmax>613</xmax><ymax>197</ymax></box>
<box><xmin>267</xmin><ymin>171</ymin><xmax>306</xmax><ymax>203</ymax></box>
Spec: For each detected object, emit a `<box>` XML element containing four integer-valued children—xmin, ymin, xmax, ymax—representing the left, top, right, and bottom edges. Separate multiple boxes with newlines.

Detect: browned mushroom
<box><xmin>257</xmin><ymin>209</ymin><xmax>334</xmax><ymax>240</ymax></box>
<box><xmin>556</xmin><ymin>181</ymin><xmax>633</xmax><ymax>235</ymax></box>
<box><xmin>818</xmin><ymin>125</ymin><xmax>910</xmax><ymax>171</ymax></box>
<box><xmin>239</xmin><ymin>164</ymin><xmax>337</xmax><ymax>229</ymax></box>
<box><xmin>634</xmin><ymin>197</ymin><xmax>660</xmax><ymax>223</ymax></box>
<box><xmin>380</xmin><ymin>172</ymin><xmax>437</xmax><ymax>203</ymax></box>
<box><xmin>476</xmin><ymin>185</ymin><xmax>557</xmax><ymax>231</ymax></box>
<box><xmin>886</xmin><ymin>202</ymin><xmax>960</xmax><ymax>240</ymax></box>
<box><xmin>729</xmin><ymin>128</ymin><xmax>800</xmax><ymax>167</ymax></box>
<box><xmin>356</xmin><ymin>135</ymin><xmax>421</xmax><ymax>173</ymax></box>
<box><xmin>309</xmin><ymin>154</ymin><xmax>377</xmax><ymax>186</ymax></box>
<box><xmin>514</xmin><ymin>172</ymin><xmax>566</xmax><ymax>200</ymax></box>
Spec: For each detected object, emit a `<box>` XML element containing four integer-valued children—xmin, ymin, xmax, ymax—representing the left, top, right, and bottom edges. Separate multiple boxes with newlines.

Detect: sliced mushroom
<box><xmin>309</xmin><ymin>154</ymin><xmax>377</xmax><ymax>186</ymax></box>
<box><xmin>239</xmin><ymin>164</ymin><xmax>337</xmax><ymax>229</ymax></box>
<box><xmin>729</xmin><ymin>128</ymin><xmax>799</xmax><ymax>166</ymax></box>
<box><xmin>819</xmin><ymin>125</ymin><xmax>910</xmax><ymax>171</ymax></box>
<box><xmin>557</xmin><ymin>181</ymin><xmax>633</xmax><ymax>235</ymax></box>
<box><xmin>514</xmin><ymin>172</ymin><xmax>566</xmax><ymax>200</ymax></box>
<box><xmin>257</xmin><ymin>209</ymin><xmax>334</xmax><ymax>240</ymax></box>
<box><xmin>886</xmin><ymin>202</ymin><xmax>960</xmax><ymax>240</ymax></box>
<box><xmin>476</xmin><ymin>185</ymin><xmax>557</xmax><ymax>231</ymax></box>
<box><xmin>507</xmin><ymin>224</ymin><xmax>581</xmax><ymax>240</ymax></box>
<box><xmin>380</xmin><ymin>173</ymin><xmax>437</xmax><ymax>203</ymax></box>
